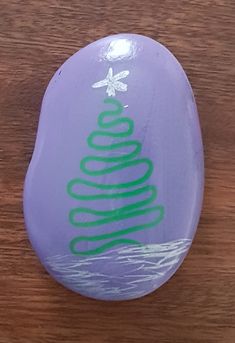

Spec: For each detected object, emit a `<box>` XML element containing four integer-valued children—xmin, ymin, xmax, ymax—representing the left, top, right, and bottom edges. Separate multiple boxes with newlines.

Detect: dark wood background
<box><xmin>0</xmin><ymin>1</ymin><xmax>234</xmax><ymax>342</ymax></box>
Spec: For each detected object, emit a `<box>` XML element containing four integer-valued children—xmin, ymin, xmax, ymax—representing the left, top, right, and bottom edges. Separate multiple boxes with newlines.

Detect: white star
<box><xmin>92</xmin><ymin>67</ymin><xmax>130</xmax><ymax>97</ymax></box>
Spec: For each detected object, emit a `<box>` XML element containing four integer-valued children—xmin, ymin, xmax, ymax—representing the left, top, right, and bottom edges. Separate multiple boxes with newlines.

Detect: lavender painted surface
<box><xmin>23</xmin><ymin>34</ymin><xmax>204</xmax><ymax>300</ymax></box>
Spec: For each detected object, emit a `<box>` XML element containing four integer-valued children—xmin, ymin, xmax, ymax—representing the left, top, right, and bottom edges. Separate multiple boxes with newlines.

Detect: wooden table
<box><xmin>0</xmin><ymin>1</ymin><xmax>234</xmax><ymax>342</ymax></box>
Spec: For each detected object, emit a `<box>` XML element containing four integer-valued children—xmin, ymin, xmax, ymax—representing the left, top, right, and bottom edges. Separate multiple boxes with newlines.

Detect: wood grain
<box><xmin>0</xmin><ymin>1</ymin><xmax>234</xmax><ymax>342</ymax></box>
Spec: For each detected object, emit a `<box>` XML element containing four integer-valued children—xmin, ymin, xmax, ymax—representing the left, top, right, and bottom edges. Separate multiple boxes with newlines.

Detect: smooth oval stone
<box><xmin>24</xmin><ymin>34</ymin><xmax>204</xmax><ymax>301</ymax></box>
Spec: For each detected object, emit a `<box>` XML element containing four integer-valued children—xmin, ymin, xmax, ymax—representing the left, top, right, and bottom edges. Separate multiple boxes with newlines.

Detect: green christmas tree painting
<box><xmin>67</xmin><ymin>68</ymin><xmax>164</xmax><ymax>256</ymax></box>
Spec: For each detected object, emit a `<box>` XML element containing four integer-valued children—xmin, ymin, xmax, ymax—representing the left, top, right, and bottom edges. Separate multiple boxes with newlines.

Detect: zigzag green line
<box><xmin>67</xmin><ymin>98</ymin><xmax>164</xmax><ymax>255</ymax></box>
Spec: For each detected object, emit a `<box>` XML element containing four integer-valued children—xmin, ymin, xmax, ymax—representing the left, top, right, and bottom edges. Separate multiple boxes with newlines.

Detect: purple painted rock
<box><xmin>24</xmin><ymin>34</ymin><xmax>204</xmax><ymax>300</ymax></box>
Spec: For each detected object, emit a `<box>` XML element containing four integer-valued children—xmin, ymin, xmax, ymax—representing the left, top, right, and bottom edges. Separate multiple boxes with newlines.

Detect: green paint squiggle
<box><xmin>67</xmin><ymin>98</ymin><xmax>164</xmax><ymax>255</ymax></box>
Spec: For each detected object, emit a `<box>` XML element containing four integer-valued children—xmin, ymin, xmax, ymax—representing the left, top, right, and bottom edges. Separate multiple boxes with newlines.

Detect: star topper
<box><xmin>92</xmin><ymin>67</ymin><xmax>130</xmax><ymax>97</ymax></box>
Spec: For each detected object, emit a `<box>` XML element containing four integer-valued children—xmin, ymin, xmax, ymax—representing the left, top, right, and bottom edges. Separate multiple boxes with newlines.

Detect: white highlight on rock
<box><xmin>100</xmin><ymin>39</ymin><xmax>138</xmax><ymax>62</ymax></box>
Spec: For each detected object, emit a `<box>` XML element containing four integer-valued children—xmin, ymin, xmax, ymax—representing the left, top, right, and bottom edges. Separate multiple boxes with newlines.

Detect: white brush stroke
<box><xmin>46</xmin><ymin>239</ymin><xmax>191</xmax><ymax>299</ymax></box>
